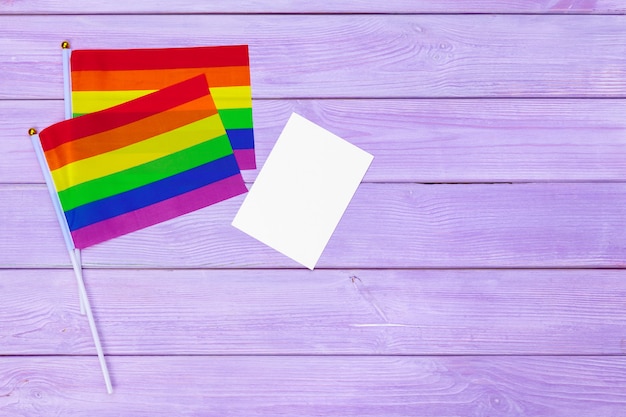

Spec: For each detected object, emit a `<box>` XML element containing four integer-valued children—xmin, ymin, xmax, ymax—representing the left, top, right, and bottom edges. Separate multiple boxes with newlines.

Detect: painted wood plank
<box><xmin>1</xmin><ymin>15</ymin><xmax>626</xmax><ymax>99</ymax></box>
<box><xmin>2</xmin><ymin>183</ymin><xmax>625</xmax><ymax>268</ymax></box>
<box><xmin>4</xmin><ymin>99</ymin><xmax>626</xmax><ymax>184</ymax></box>
<box><xmin>0</xmin><ymin>100</ymin><xmax>62</xmax><ymax>185</ymax></box>
<box><xmin>1</xmin><ymin>356</ymin><xmax>626</xmax><ymax>416</ymax></box>
<box><xmin>2</xmin><ymin>0</ymin><xmax>625</xmax><ymax>14</ymax></box>
<box><xmin>3</xmin><ymin>268</ymin><xmax>626</xmax><ymax>355</ymax></box>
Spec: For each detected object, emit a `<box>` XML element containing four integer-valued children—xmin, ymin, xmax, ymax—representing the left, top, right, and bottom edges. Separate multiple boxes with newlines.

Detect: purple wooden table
<box><xmin>2</xmin><ymin>1</ymin><xmax>626</xmax><ymax>415</ymax></box>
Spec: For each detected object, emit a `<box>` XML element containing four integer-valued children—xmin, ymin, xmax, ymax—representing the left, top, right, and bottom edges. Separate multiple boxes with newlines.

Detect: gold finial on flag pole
<box><xmin>61</xmin><ymin>41</ymin><xmax>70</xmax><ymax>49</ymax></box>
<box><xmin>28</xmin><ymin>128</ymin><xmax>37</xmax><ymax>136</ymax></box>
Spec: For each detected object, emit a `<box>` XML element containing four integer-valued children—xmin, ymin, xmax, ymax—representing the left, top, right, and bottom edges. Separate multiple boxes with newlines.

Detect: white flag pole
<box><xmin>61</xmin><ymin>41</ymin><xmax>72</xmax><ymax>120</ymax></box>
<box><xmin>29</xmin><ymin>128</ymin><xmax>113</xmax><ymax>394</ymax></box>
<box><xmin>69</xmin><ymin>247</ymin><xmax>114</xmax><ymax>394</ymax></box>
<box><xmin>61</xmin><ymin>41</ymin><xmax>87</xmax><ymax>316</ymax></box>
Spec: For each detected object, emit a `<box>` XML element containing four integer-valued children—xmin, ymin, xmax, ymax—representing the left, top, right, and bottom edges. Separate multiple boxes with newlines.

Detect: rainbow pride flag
<box><xmin>70</xmin><ymin>45</ymin><xmax>256</xmax><ymax>170</ymax></box>
<box><xmin>39</xmin><ymin>74</ymin><xmax>247</xmax><ymax>249</ymax></box>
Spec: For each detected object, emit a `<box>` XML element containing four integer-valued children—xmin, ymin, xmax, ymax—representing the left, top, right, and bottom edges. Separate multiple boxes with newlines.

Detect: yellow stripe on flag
<box><xmin>72</xmin><ymin>90</ymin><xmax>152</xmax><ymax>114</ymax></box>
<box><xmin>210</xmin><ymin>86</ymin><xmax>252</xmax><ymax>109</ymax></box>
<box><xmin>51</xmin><ymin>114</ymin><xmax>225</xmax><ymax>191</ymax></box>
<box><xmin>72</xmin><ymin>86</ymin><xmax>251</xmax><ymax>114</ymax></box>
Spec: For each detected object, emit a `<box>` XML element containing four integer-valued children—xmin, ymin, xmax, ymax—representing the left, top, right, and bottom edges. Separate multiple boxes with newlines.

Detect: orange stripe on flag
<box><xmin>41</xmin><ymin>74</ymin><xmax>210</xmax><ymax>151</ymax></box>
<box><xmin>72</xmin><ymin>66</ymin><xmax>251</xmax><ymax>91</ymax></box>
<box><xmin>45</xmin><ymin>94</ymin><xmax>218</xmax><ymax>170</ymax></box>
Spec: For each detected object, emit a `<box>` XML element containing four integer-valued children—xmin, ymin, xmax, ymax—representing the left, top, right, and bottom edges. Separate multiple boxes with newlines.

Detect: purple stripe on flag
<box><xmin>234</xmin><ymin>149</ymin><xmax>256</xmax><ymax>170</ymax></box>
<box><xmin>71</xmin><ymin>174</ymin><xmax>247</xmax><ymax>248</ymax></box>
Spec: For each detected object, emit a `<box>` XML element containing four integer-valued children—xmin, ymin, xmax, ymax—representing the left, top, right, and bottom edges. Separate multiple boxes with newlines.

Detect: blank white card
<box><xmin>232</xmin><ymin>113</ymin><xmax>373</xmax><ymax>269</ymax></box>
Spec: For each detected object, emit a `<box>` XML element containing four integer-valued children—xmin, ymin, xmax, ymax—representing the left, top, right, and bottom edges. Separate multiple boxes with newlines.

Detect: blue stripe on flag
<box><xmin>65</xmin><ymin>153</ymin><xmax>240</xmax><ymax>230</ymax></box>
<box><xmin>226</xmin><ymin>128</ymin><xmax>255</xmax><ymax>150</ymax></box>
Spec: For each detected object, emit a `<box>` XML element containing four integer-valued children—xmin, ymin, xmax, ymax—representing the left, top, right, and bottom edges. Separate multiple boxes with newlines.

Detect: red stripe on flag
<box><xmin>45</xmin><ymin>95</ymin><xmax>218</xmax><ymax>171</ymax></box>
<box><xmin>71</xmin><ymin>45</ymin><xmax>249</xmax><ymax>71</ymax></box>
<box><xmin>39</xmin><ymin>75</ymin><xmax>210</xmax><ymax>152</ymax></box>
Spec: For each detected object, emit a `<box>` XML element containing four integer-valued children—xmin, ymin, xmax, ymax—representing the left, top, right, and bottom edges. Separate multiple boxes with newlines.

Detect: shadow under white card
<box><xmin>232</xmin><ymin>113</ymin><xmax>373</xmax><ymax>269</ymax></box>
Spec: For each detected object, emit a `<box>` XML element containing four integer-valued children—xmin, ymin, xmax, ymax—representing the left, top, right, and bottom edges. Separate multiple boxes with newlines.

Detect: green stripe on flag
<box><xmin>218</xmin><ymin>108</ymin><xmax>253</xmax><ymax>129</ymax></box>
<box><xmin>58</xmin><ymin>134</ymin><xmax>233</xmax><ymax>211</ymax></box>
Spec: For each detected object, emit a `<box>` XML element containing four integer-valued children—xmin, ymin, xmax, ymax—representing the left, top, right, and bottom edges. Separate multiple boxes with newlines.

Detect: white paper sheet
<box><xmin>232</xmin><ymin>113</ymin><xmax>374</xmax><ymax>269</ymax></box>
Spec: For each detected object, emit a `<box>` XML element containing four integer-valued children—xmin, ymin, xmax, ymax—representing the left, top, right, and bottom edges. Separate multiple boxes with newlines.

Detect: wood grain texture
<box><xmin>3</xmin><ymin>2</ymin><xmax>626</xmax><ymax>413</ymax></box>
<box><xmin>1</xmin><ymin>356</ymin><xmax>626</xmax><ymax>416</ymax></box>
<box><xmin>1</xmin><ymin>0</ymin><xmax>624</xmax><ymax>14</ymax></box>
<box><xmin>2</xmin><ymin>268</ymin><xmax>626</xmax><ymax>356</ymax></box>
<box><xmin>2</xmin><ymin>183</ymin><xmax>625</xmax><ymax>269</ymax></box>
<box><xmin>1</xmin><ymin>15</ymin><xmax>626</xmax><ymax>99</ymax></box>
<box><xmin>4</xmin><ymin>99</ymin><xmax>626</xmax><ymax>184</ymax></box>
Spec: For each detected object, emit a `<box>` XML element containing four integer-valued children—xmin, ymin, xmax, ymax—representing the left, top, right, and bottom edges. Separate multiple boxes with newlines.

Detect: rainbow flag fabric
<box><xmin>70</xmin><ymin>45</ymin><xmax>256</xmax><ymax>170</ymax></box>
<box><xmin>39</xmin><ymin>74</ymin><xmax>247</xmax><ymax>249</ymax></box>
